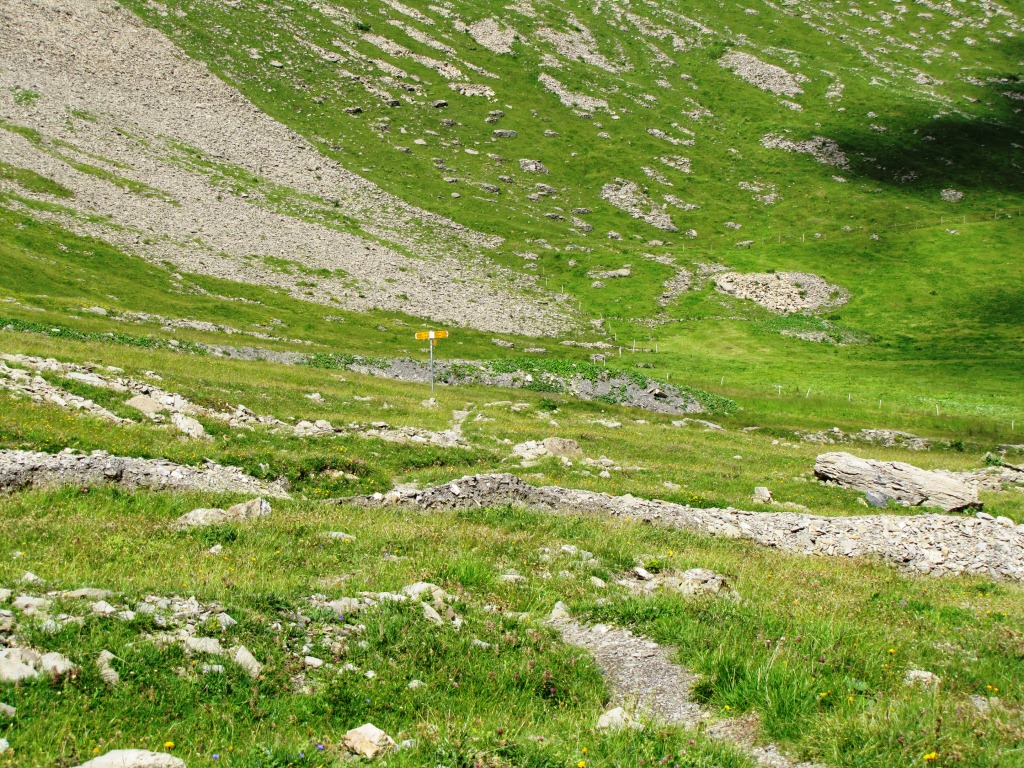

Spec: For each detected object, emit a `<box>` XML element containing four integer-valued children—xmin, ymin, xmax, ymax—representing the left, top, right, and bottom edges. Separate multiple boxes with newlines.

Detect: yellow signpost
<box><xmin>415</xmin><ymin>330</ymin><xmax>448</xmax><ymax>390</ymax></box>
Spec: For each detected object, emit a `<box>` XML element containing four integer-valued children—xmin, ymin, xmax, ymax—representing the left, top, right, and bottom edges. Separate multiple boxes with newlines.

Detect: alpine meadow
<box><xmin>1</xmin><ymin>0</ymin><xmax>1024</xmax><ymax>767</ymax></box>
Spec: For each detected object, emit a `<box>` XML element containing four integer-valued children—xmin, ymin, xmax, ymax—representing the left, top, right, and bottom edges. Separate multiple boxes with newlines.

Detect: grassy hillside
<box><xmin>2</xmin><ymin>1</ymin><xmax>1024</xmax><ymax>765</ymax></box>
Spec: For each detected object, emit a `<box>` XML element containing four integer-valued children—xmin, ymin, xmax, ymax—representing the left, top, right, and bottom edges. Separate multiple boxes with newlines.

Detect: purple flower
<box><xmin>212</xmin><ymin>756</ymin><xmax>220</xmax><ymax>761</ymax></box>
<box><xmin>316</xmin><ymin>745</ymin><xmax>325</xmax><ymax>751</ymax></box>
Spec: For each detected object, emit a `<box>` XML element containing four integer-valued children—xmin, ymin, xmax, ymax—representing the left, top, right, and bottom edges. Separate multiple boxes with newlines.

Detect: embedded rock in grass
<box><xmin>344</xmin><ymin>723</ymin><xmax>397</xmax><ymax>759</ymax></box>
<box><xmin>752</xmin><ymin>486</ymin><xmax>773</xmax><ymax>504</ymax></box>
<box><xmin>401</xmin><ymin>582</ymin><xmax>447</xmax><ymax>602</ymax></box>
<box><xmin>73</xmin><ymin>750</ymin><xmax>185</xmax><ymax>768</ymax></box>
<box><xmin>814</xmin><ymin>452</ymin><xmax>980</xmax><ymax>512</ymax></box>
<box><xmin>904</xmin><ymin>669</ymin><xmax>941</xmax><ymax>689</ymax></box>
<box><xmin>125</xmin><ymin>394</ymin><xmax>164</xmax><ymax>416</ymax></box>
<box><xmin>0</xmin><ymin>648</ymin><xmax>39</xmax><ymax>682</ymax></box>
<box><xmin>170</xmin><ymin>413</ymin><xmax>209</xmax><ymax>440</ymax></box>
<box><xmin>97</xmin><ymin>650</ymin><xmax>120</xmax><ymax>686</ymax></box>
<box><xmin>322</xmin><ymin>531</ymin><xmax>356</xmax><ymax>542</ymax></box>
<box><xmin>184</xmin><ymin>637</ymin><xmax>225</xmax><ymax>656</ymax></box>
<box><xmin>550</xmin><ymin>600</ymin><xmax>570</xmax><ymax>619</ymax></box>
<box><xmin>231</xmin><ymin>645</ymin><xmax>263</xmax><ymax>678</ymax></box>
<box><xmin>39</xmin><ymin>651</ymin><xmax>77</xmax><ymax>677</ymax></box>
<box><xmin>0</xmin><ymin>702</ymin><xmax>13</xmax><ymax>718</ymax></box>
<box><xmin>597</xmin><ymin>705</ymin><xmax>641</xmax><ymax>731</ymax></box>
<box><xmin>64</xmin><ymin>588</ymin><xmax>115</xmax><ymax>600</ymax></box>
<box><xmin>543</xmin><ymin>437</ymin><xmax>583</xmax><ymax>458</ymax></box>
<box><xmin>173</xmin><ymin>497</ymin><xmax>272</xmax><ymax>529</ymax></box>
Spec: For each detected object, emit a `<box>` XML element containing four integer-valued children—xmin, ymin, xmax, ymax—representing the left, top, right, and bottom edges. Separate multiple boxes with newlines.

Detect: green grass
<box><xmin>2</xmin><ymin>485</ymin><xmax>1023</xmax><ymax>767</ymax></box>
<box><xmin>3</xmin><ymin>4</ymin><xmax>1024</xmax><ymax>763</ymax></box>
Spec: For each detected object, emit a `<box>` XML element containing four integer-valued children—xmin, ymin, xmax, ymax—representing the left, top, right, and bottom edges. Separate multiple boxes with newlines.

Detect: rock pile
<box><xmin>466</xmin><ymin>18</ymin><xmax>518</xmax><ymax>54</ymax></box>
<box><xmin>600</xmin><ymin>179</ymin><xmax>677</xmax><ymax>231</ymax></box>
<box><xmin>0</xmin><ymin>647</ymin><xmax>77</xmax><ymax>682</ymax></box>
<box><xmin>0</xmin><ymin>359</ymin><xmax>130</xmax><ymax>423</ymax></box>
<box><xmin>346</xmin><ymin>474</ymin><xmax>1024</xmax><ymax>580</ymax></box>
<box><xmin>800</xmin><ymin>428</ymin><xmax>931</xmax><ymax>451</ymax></box>
<box><xmin>618</xmin><ymin>567</ymin><xmax>740</xmax><ymax>601</ymax></box>
<box><xmin>814</xmin><ymin>452</ymin><xmax>980</xmax><ymax>511</ymax></box>
<box><xmin>538</xmin><ymin>73</ymin><xmax>610</xmax><ymax>112</ymax></box>
<box><xmin>761</xmin><ymin>134</ymin><xmax>849</xmax><ymax>169</ymax></box>
<box><xmin>714</xmin><ymin>272</ymin><xmax>848</xmax><ymax>314</ymax></box>
<box><xmin>0</xmin><ymin>449</ymin><xmax>289</xmax><ymax>497</ymax></box>
<box><xmin>719</xmin><ymin>51</ymin><xmax>806</xmax><ymax>97</ymax></box>
<box><xmin>337</xmin><ymin>356</ymin><xmax>709</xmax><ymax>414</ymax></box>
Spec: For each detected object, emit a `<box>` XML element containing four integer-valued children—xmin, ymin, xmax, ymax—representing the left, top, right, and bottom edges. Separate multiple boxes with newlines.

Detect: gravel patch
<box><xmin>554</xmin><ymin>620</ymin><xmax>823</xmax><ymax>767</ymax></box>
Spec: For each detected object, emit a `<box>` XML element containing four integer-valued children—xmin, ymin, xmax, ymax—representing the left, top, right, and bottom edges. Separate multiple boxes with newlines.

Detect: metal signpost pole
<box><xmin>415</xmin><ymin>330</ymin><xmax>447</xmax><ymax>393</ymax></box>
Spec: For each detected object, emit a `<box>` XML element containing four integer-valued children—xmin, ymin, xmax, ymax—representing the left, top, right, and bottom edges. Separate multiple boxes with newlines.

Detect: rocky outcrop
<box><xmin>344</xmin><ymin>474</ymin><xmax>1024</xmax><ymax>580</ymax></box>
<box><xmin>814</xmin><ymin>452</ymin><xmax>980</xmax><ymax>511</ymax></box>
<box><xmin>0</xmin><ymin>449</ymin><xmax>289</xmax><ymax>497</ymax></box>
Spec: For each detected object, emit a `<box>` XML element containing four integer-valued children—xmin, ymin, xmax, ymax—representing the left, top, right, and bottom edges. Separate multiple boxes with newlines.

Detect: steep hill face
<box><xmin>1</xmin><ymin>0</ymin><xmax>1023</xmax><ymax>356</ymax></box>
<box><xmin>0</xmin><ymin>0</ymin><xmax>572</xmax><ymax>334</ymax></box>
<box><xmin>107</xmin><ymin>0</ymin><xmax>1024</xmax><ymax>244</ymax></box>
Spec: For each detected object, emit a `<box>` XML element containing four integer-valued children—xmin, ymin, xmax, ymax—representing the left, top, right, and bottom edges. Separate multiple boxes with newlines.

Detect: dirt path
<box><xmin>554</xmin><ymin>619</ymin><xmax>823</xmax><ymax>768</ymax></box>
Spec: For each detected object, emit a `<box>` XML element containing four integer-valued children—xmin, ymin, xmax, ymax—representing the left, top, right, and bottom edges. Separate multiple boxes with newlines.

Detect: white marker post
<box><xmin>414</xmin><ymin>330</ymin><xmax>448</xmax><ymax>391</ymax></box>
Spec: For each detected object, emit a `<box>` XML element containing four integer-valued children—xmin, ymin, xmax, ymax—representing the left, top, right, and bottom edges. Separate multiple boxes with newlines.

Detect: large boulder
<box><xmin>814</xmin><ymin>452</ymin><xmax>980</xmax><ymax>512</ymax></box>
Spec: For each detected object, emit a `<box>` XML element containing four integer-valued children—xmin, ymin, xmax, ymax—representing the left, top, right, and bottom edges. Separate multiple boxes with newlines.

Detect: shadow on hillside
<box><xmin>828</xmin><ymin>52</ymin><xmax>1024</xmax><ymax>196</ymax></box>
<box><xmin>833</xmin><ymin>112</ymin><xmax>1024</xmax><ymax>196</ymax></box>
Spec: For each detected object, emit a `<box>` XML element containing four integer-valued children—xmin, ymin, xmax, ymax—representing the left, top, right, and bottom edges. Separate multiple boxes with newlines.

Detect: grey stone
<box><xmin>0</xmin><ymin>648</ymin><xmax>39</xmax><ymax>682</ymax></box>
<box><xmin>97</xmin><ymin>650</ymin><xmax>120</xmax><ymax>686</ymax></box>
<box><xmin>125</xmin><ymin>395</ymin><xmax>164</xmax><ymax>416</ymax></box>
<box><xmin>232</xmin><ymin>645</ymin><xmax>262</xmax><ymax>678</ymax></box>
<box><xmin>865</xmin><ymin>490</ymin><xmax>889</xmax><ymax>508</ymax></box>
<box><xmin>170</xmin><ymin>413</ymin><xmax>209</xmax><ymax>440</ymax></box>
<box><xmin>183</xmin><ymin>637</ymin><xmax>224</xmax><ymax>656</ymax></box>
<box><xmin>815</xmin><ymin>452</ymin><xmax>980</xmax><ymax>512</ymax></box>
<box><xmin>39</xmin><ymin>651</ymin><xmax>76</xmax><ymax>676</ymax></box>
